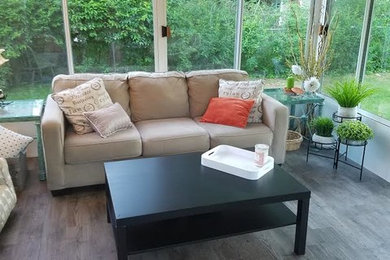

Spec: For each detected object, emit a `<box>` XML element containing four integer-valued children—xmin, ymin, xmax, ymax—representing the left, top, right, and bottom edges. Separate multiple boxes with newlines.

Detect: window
<box><xmin>167</xmin><ymin>0</ymin><xmax>237</xmax><ymax>71</ymax></box>
<box><xmin>322</xmin><ymin>0</ymin><xmax>366</xmax><ymax>88</ymax></box>
<box><xmin>0</xmin><ymin>0</ymin><xmax>67</xmax><ymax>100</ymax></box>
<box><xmin>68</xmin><ymin>0</ymin><xmax>154</xmax><ymax>73</ymax></box>
<box><xmin>360</xmin><ymin>0</ymin><xmax>390</xmax><ymax>121</ymax></box>
<box><xmin>241</xmin><ymin>0</ymin><xmax>310</xmax><ymax>85</ymax></box>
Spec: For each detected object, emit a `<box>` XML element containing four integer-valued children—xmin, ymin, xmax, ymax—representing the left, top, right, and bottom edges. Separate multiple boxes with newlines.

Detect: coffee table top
<box><xmin>104</xmin><ymin>152</ymin><xmax>310</xmax><ymax>224</ymax></box>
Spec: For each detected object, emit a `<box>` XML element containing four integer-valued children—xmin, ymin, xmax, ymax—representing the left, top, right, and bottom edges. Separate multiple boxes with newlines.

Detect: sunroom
<box><xmin>0</xmin><ymin>0</ymin><xmax>389</xmax><ymax>259</ymax></box>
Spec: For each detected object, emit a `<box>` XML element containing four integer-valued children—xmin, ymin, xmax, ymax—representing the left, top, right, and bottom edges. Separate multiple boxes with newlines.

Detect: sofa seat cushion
<box><xmin>135</xmin><ymin>118</ymin><xmax>209</xmax><ymax>157</ymax></box>
<box><xmin>195</xmin><ymin>117</ymin><xmax>273</xmax><ymax>149</ymax></box>
<box><xmin>64</xmin><ymin>127</ymin><xmax>142</xmax><ymax>164</ymax></box>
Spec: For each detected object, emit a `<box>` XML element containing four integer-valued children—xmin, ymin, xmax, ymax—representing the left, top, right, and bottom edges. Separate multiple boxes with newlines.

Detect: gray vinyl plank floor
<box><xmin>1</xmin><ymin>143</ymin><xmax>389</xmax><ymax>260</ymax></box>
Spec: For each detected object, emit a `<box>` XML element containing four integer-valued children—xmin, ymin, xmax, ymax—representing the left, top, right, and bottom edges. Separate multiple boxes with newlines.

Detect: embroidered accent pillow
<box><xmin>84</xmin><ymin>103</ymin><xmax>132</xmax><ymax>138</ymax></box>
<box><xmin>52</xmin><ymin>78</ymin><xmax>113</xmax><ymax>134</ymax></box>
<box><xmin>218</xmin><ymin>79</ymin><xmax>264</xmax><ymax>123</ymax></box>
<box><xmin>200</xmin><ymin>97</ymin><xmax>254</xmax><ymax>128</ymax></box>
<box><xmin>0</xmin><ymin>125</ymin><xmax>33</xmax><ymax>158</ymax></box>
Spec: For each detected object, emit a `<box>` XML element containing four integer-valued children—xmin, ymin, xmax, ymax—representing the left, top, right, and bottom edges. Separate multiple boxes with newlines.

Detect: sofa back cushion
<box><xmin>185</xmin><ymin>69</ymin><xmax>248</xmax><ymax>118</ymax></box>
<box><xmin>128</xmin><ymin>71</ymin><xmax>189</xmax><ymax>122</ymax></box>
<box><xmin>52</xmin><ymin>73</ymin><xmax>130</xmax><ymax>116</ymax></box>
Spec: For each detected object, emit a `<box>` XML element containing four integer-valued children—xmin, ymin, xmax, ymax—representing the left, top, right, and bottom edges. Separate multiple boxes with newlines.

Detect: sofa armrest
<box><xmin>41</xmin><ymin>95</ymin><xmax>66</xmax><ymax>189</ymax></box>
<box><xmin>262</xmin><ymin>93</ymin><xmax>289</xmax><ymax>164</ymax></box>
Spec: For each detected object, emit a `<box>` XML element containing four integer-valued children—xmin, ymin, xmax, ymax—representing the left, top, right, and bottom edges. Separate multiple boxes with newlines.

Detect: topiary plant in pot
<box><xmin>310</xmin><ymin>117</ymin><xmax>335</xmax><ymax>147</ymax></box>
<box><xmin>336</xmin><ymin>120</ymin><xmax>374</xmax><ymax>145</ymax></box>
<box><xmin>325</xmin><ymin>80</ymin><xmax>377</xmax><ymax>118</ymax></box>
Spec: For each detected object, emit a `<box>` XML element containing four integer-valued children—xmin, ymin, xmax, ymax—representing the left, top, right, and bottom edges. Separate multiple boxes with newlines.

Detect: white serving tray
<box><xmin>201</xmin><ymin>145</ymin><xmax>274</xmax><ymax>180</ymax></box>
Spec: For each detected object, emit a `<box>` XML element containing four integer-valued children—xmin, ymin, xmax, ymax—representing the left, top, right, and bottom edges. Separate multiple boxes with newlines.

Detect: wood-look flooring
<box><xmin>1</xmin><ymin>143</ymin><xmax>390</xmax><ymax>260</ymax></box>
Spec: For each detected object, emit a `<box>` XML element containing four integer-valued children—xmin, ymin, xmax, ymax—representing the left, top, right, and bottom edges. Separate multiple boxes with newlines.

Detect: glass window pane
<box><xmin>68</xmin><ymin>0</ymin><xmax>154</xmax><ymax>73</ymax></box>
<box><xmin>360</xmin><ymin>0</ymin><xmax>390</xmax><ymax>121</ymax></box>
<box><xmin>0</xmin><ymin>0</ymin><xmax>67</xmax><ymax>100</ymax></box>
<box><xmin>167</xmin><ymin>0</ymin><xmax>237</xmax><ymax>71</ymax></box>
<box><xmin>241</xmin><ymin>0</ymin><xmax>310</xmax><ymax>85</ymax></box>
<box><xmin>322</xmin><ymin>0</ymin><xmax>366</xmax><ymax>88</ymax></box>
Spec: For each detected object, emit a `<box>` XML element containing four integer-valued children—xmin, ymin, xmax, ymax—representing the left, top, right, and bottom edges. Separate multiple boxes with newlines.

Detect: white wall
<box><xmin>320</xmin><ymin>94</ymin><xmax>390</xmax><ymax>183</ymax></box>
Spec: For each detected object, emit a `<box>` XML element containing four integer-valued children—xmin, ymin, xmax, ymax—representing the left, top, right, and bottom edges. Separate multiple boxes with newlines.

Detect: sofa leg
<box><xmin>51</xmin><ymin>190</ymin><xmax>66</xmax><ymax>196</ymax></box>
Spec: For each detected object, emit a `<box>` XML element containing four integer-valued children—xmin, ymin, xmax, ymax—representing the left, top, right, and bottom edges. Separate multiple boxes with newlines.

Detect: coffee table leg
<box><xmin>116</xmin><ymin>225</ymin><xmax>128</xmax><ymax>260</ymax></box>
<box><xmin>294</xmin><ymin>198</ymin><xmax>309</xmax><ymax>255</ymax></box>
<box><xmin>106</xmin><ymin>201</ymin><xmax>111</xmax><ymax>223</ymax></box>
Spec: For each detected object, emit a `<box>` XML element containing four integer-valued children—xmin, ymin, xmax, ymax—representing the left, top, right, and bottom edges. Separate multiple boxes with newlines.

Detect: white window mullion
<box><xmin>62</xmin><ymin>0</ymin><xmax>74</xmax><ymax>74</ymax></box>
<box><xmin>234</xmin><ymin>0</ymin><xmax>244</xmax><ymax>70</ymax></box>
<box><xmin>356</xmin><ymin>0</ymin><xmax>375</xmax><ymax>83</ymax></box>
<box><xmin>153</xmin><ymin>0</ymin><xmax>168</xmax><ymax>72</ymax></box>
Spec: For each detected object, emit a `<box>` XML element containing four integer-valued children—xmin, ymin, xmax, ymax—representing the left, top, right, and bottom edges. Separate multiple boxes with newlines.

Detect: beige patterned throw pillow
<box><xmin>52</xmin><ymin>78</ymin><xmax>113</xmax><ymax>134</ymax></box>
<box><xmin>0</xmin><ymin>125</ymin><xmax>33</xmax><ymax>158</ymax></box>
<box><xmin>84</xmin><ymin>103</ymin><xmax>132</xmax><ymax>138</ymax></box>
<box><xmin>218</xmin><ymin>79</ymin><xmax>264</xmax><ymax>123</ymax></box>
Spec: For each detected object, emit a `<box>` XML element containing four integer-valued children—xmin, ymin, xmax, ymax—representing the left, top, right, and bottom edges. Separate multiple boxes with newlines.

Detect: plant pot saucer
<box><xmin>283</xmin><ymin>87</ymin><xmax>304</xmax><ymax>96</ymax></box>
<box><xmin>283</xmin><ymin>88</ymin><xmax>295</xmax><ymax>95</ymax></box>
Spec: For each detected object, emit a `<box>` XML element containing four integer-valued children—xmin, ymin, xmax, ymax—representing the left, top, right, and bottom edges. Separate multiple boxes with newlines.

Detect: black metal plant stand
<box><xmin>332</xmin><ymin>112</ymin><xmax>362</xmax><ymax>123</ymax></box>
<box><xmin>306</xmin><ymin>139</ymin><xmax>338</xmax><ymax>165</ymax></box>
<box><xmin>334</xmin><ymin>138</ymin><xmax>368</xmax><ymax>181</ymax></box>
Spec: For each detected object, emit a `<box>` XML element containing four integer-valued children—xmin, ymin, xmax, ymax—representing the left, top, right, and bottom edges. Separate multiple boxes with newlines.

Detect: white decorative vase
<box><xmin>312</xmin><ymin>133</ymin><xmax>335</xmax><ymax>148</ymax></box>
<box><xmin>337</xmin><ymin>106</ymin><xmax>357</xmax><ymax>118</ymax></box>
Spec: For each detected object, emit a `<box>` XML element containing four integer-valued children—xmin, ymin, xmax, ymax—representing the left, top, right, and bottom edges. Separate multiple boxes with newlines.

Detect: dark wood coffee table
<box><xmin>104</xmin><ymin>152</ymin><xmax>310</xmax><ymax>260</ymax></box>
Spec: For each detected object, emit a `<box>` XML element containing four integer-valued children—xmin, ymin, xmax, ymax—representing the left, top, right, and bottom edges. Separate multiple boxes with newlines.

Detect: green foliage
<box><xmin>325</xmin><ymin>80</ymin><xmax>377</xmax><ymax>107</ymax></box>
<box><xmin>167</xmin><ymin>0</ymin><xmax>236</xmax><ymax>71</ymax></box>
<box><xmin>241</xmin><ymin>1</ymin><xmax>309</xmax><ymax>78</ymax></box>
<box><xmin>0</xmin><ymin>0</ymin><xmax>65</xmax><ymax>86</ymax></box>
<box><xmin>365</xmin><ymin>0</ymin><xmax>390</xmax><ymax>73</ymax></box>
<box><xmin>327</xmin><ymin>0</ymin><xmax>366</xmax><ymax>75</ymax></box>
<box><xmin>69</xmin><ymin>0</ymin><xmax>154</xmax><ymax>72</ymax></box>
<box><xmin>336</xmin><ymin>120</ymin><xmax>374</xmax><ymax>141</ymax></box>
<box><xmin>310</xmin><ymin>117</ymin><xmax>334</xmax><ymax>137</ymax></box>
<box><xmin>0</xmin><ymin>0</ymin><xmax>389</xmax><ymax>99</ymax></box>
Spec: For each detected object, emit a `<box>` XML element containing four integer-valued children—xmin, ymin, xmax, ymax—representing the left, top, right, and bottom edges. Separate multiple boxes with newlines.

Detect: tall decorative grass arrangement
<box><xmin>310</xmin><ymin>117</ymin><xmax>334</xmax><ymax>137</ymax></box>
<box><xmin>288</xmin><ymin>11</ymin><xmax>338</xmax><ymax>81</ymax></box>
<box><xmin>326</xmin><ymin>80</ymin><xmax>377</xmax><ymax>108</ymax></box>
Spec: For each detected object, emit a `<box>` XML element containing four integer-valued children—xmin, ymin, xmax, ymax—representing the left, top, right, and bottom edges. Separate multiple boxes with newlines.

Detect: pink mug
<box><xmin>255</xmin><ymin>144</ymin><xmax>269</xmax><ymax>167</ymax></box>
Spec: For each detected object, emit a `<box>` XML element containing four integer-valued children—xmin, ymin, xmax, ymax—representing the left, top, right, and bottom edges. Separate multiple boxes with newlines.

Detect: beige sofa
<box><xmin>42</xmin><ymin>69</ymin><xmax>288</xmax><ymax>193</ymax></box>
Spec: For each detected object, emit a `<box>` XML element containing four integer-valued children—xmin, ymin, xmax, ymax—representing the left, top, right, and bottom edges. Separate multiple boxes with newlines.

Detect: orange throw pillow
<box><xmin>200</xmin><ymin>97</ymin><xmax>255</xmax><ymax>128</ymax></box>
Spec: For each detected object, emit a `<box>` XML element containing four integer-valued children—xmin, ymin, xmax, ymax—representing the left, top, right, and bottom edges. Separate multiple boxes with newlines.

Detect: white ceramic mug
<box><xmin>255</xmin><ymin>144</ymin><xmax>269</xmax><ymax>167</ymax></box>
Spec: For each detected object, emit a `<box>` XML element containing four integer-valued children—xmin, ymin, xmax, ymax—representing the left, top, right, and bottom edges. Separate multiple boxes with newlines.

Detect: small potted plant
<box><xmin>325</xmin><ymin>80</ymin><xmax>376</xmax><ymax>118</ymax></box>
<box><xmin>310</xmin><ymin>117</ymin><xmax>335</xmax><ymax>147</ymax></box>
<box><xmin>336</xmin><ymin>120</ymin><xmax>374</xmax><ymax>145</ymax></box>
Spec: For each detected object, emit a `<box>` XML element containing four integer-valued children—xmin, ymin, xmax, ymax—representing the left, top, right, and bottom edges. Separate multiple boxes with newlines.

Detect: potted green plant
<box><xmin>336</xmin><ymin>120</ymin><xmax>374</xmax><ymax>145</ymax></box>
<box><xmin>310</xmin><ymin>117</ymin><xmax>335</xmax><ymax>147</ymax></box>
<box><xmin>325</xmin><ymin>80</ymin><xmax>376</xmax><ymax>118</ymax></box>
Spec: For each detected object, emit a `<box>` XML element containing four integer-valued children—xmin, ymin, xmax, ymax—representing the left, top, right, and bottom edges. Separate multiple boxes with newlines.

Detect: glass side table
<box><xmin>264</xmin><ymin>88</ymin><xmax>325</xmax><ymax>115</ymax></box>
<box><xmin>264</xmin><ymin>88</ymin><xmax>325</xmax><ymax>132</ymax></box>
<box><xmin>0</xmin><ymin>99</ymin><xmax>46</xmax><ymax>180</ymax></box>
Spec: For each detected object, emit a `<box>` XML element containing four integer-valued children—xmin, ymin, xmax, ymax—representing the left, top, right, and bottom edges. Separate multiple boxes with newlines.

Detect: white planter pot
<box><xmin>337</xmin><ymin>106</ymin><xmax>357</xmax><ymax>118</ymax></box>
<box><xmin>340</xmin><ymin>139</ymin><xmax>366</xmax><ymax>146</ymax></box>
<box><xmin>312</xmin><ymin>133</ymin><xmax>335</xmax><ymax>148</ymax></box>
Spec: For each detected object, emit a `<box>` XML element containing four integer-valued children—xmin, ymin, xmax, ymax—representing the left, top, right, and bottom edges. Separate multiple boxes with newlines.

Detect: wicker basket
<box><xmin>286</xmin><ymin>130</ymin><xmax>303</xmax><ymax>151</ymax></box>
